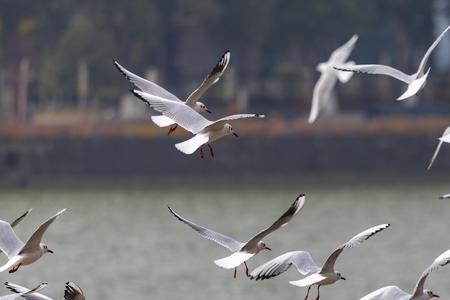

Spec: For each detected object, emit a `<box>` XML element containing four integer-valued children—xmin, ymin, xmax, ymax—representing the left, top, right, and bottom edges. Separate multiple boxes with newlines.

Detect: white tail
<box><xmin>214</xmin><ymin>252</ymin><xmax>255</xmax><ymax>269</ymax></box>
<box><xmin>150</xmin><ymin>115</ymin><xmax>175</xmax><ymax>127</ymax></box>
<box><xmin>175</xmin><ymin>134</ymin><xmax>209</xmax><ymax>154</ymax></box>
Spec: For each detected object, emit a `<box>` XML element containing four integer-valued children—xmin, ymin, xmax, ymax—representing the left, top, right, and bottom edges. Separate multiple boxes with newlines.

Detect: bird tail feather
<box><xmin>175</xmin><ymin>134</ymin><xmax>209</xmax><ymax>155</ymax></box>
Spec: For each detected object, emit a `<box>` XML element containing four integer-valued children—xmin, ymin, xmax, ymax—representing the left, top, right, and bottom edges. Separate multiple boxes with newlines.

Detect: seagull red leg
<box><xmin>315</xmin><ymin>285</ymin><xmax>321</xmax><ymax>300</ymax></box>
<box><xmin>244</xmin><ymin>262</ymin><xmax>250</xmax><ymax>277</ymax></box>
<box><xmin>233</xmin><ymin>267</ymin><xmax>237</xmax><ymax>279</ymax></box>
<box><xmin>167</xmin><ymin>124</ymin><xmax>178</xmax><ymax>135</ymax></box>
<box><xmin>8</xmin><ymin>264</ymin><xmax>21</xmax><ymax>273</ymax></box>
<box><xmin>207</xmin><ymin>144</ymin><xmax>215</xmax><ymax>158</ymax></box>
<box><xmin>199</xmin><ymin>147</ymin><xmax>204</xmax><ymax>159</ymax></box>
<box><xmin>303</xmin><ymin>286</ymin><xmax>311</xmax><ymax>300</ymax></box>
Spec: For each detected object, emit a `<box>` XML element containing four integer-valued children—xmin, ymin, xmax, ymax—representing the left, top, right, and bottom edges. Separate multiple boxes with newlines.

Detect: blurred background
<box><xmin>0</xmin><ymin>1</ymin><xmax>450</xmax><ymax>300</ymax></box>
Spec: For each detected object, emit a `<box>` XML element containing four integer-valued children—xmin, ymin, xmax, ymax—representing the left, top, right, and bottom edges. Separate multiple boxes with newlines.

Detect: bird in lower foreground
<box><xmin>5</xmin><ymin>281</ymin><xmax>85</xmax><ymax>300</ymax></box>
<box><xmin>0</xmin><ymin>283</ymin><xmax>47</xmax><ymax>300</ymax></box>
<box><xmin>114</xmin><ymin>51</ymin><xmax>230</xmax><ymax>134</ymax></box>
<box><xmin>250</xmin><ymin>224</ymin><xmax>390</xmax><ymax>300</ymax></box>
<box><xmin>0</xmin><ymin>209</ymin><xmax>66</xmax><ymax>273</ymax></box>
<box><xmin>131</xmin><ymin>89</ymin><xmax>265</xmax><ymax>158</ymax></box>
<box><xmin>168</xmin><ymin>194</ymin><xmax>305</xmax><ymax>278</ymax></box>
<box><xmin>334</xmin><ymin>24</ymin><xmax>450</xmax><ymax>101</ymax></box>
<box><xmin>359</xmin><ymin>249</ymin><xmax>450</xmax><ymax>300</ymax></box>
<box><xmin>439</xmin><ymin>194</ymin><xmax>450</xmax><ymax>199</ymax></box>
<box><xmin>308</xmin><ymin>34</ymin><xmax>358</xmax><ymax>123</ymax></box>
<box><xmin>427</xmin><ymin>126</ymin><xmax>450</xmax><ymax>170</ymax></box>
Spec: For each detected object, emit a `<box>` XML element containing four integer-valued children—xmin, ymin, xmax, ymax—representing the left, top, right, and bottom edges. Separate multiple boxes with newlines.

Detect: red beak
<box><xmin>47</xmin><ymin>249</ymin><xmax>54</xmax><ymax>254</ymax></box>
<box><xmin>206</xmin><ymin>109</ymin><xmax>212</xmax><ymax>113</ymax></box>
<box><xmin>233</xmin><ymin>132</ymin><xmax>238</xmax><ymax>137</ymax></box>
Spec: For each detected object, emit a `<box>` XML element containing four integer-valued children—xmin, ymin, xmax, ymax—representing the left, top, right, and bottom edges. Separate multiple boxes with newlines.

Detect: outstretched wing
<box><xmin>329</xmin><ymin>34</ymin><xmax>358</xmax><ymax>63</ymax></box>
<box><xmin>308</xmin><ymin>71</ymin><xmax>337</xmax><ymax>123</ymax></box>
<box><xmin>321</xmin><ymin>224</ymin><xmax>390</xmax><ymax>273</ymax></box>
<box><xmin>412</xmin><ymin>249</ymin><xmax>450</xmax><ymax>298</ymax></box>
<box><xmin>113</xmin><ymin>60</ymin><xmax>181</xmax><ymax>102</ymax></box>
<box><xmin>10</xmin><ymin>209</ymin><xmax>32</xmax><ymax>228</ymax></box>
<box><xmin>64</xmin><ymin>282</ymin><xmax>85</xmax><ymax>300</ymax></box>
<box><xmin>250</xmin><ymin>250</ymin><xmax>320</xmax><ymax>280</ymax></box>
<box><xmin>131</xmin><ymin>90</ymin><xmax>212</xmax><ymax>134</ymax></box>
<box><xmin>417</xmin><ymin>24</ymin><xmax>450</xmax><ymax>76</ymax></box>
<box><xmin>359</xmin><ymin>286</ymin><xmax>410</xmax><ymax>300</ymax></box>
<box><xmin>168</xmin><ymin>207</ymin><xmax>244</xmax><ymax>252</ymax></box>
<box><xmin>185</xmin><ymin>51</ymin><xmax>230</xmax><ymax>106</ymax></box>
<box><xmin>242</xmin><ymin>194</ymin><xmax>305</xmax><ymax>251</ymax></box>
<box><xmin>427</xmin><ymin>126</ymin><xmax>450</xmax><ymax>170</ymax></box>
<box><xmin>20</xmin><ymin>209</ymin><xmax>66</xmax><ymax>254</ymax></box>
<box><xmin>4</xmin><ymin>282</ymin><xmax>53</xmax><ymax>300</ymax></box>
<box><xmin>333</xmin><ymin>64</ymin><xmax>413</xmax><ymax>84</ymax></box>
<box><xmin>205</xmin><ymin>114</ymin><xmax>265</xmax><ymax>131</ymax></box>
<box><xmin>0</xmin><ymin>221</ymin><xmax>24</xmax><ymax>258</ymax></box>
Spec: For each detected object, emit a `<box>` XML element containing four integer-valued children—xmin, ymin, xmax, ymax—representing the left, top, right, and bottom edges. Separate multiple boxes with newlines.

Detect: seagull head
<box><xmin>196</xmin><ymin>102</ymin><xmax>212</xmax><ymax>114</ymax></box>
<box><xmin>425</xmin><ymin>290</ymin><xmax>439</xmax><ymax>298</ymax></box>
<box><xmin>336</xmin><ymin>272</ymin><xmax>346</xmax><ymax>281</ymax></box>
<box><xmin>256</xmin><ymin>241</ymin><xmax>271</xmax><ymax>253</ymax></box>
<box><xmin>40</xmin><ymin>243</ymin><xmax>54</xmax><ymax>254</ymax></box>
<box><xmin>224</xmin><ymin>123</ymin><xmax>238</xmax><ymax>137</ymax></box>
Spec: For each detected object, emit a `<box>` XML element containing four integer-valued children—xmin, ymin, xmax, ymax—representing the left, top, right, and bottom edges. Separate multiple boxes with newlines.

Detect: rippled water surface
<box><xmin>0</xmin><ymin>180</ymin><xmax>449</xmax><ymax>300</ymax></box>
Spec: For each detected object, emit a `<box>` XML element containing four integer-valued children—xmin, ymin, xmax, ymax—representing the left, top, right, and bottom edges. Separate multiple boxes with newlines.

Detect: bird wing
<box><xmin>168</xmin><ymin>206</ymin><xmax>244</xmax><ymax>252</ymax></box>
<box><xmin>4</xmin><ymin>282</ymin><xmax>53</xmax><ymax>300</ymax></box>
<box><xmin>10</xmin><ymin>209</ymin><xmax>32</xmax><ymax>228</ymax></box>
<box><xmin>242</xmin><ymin>194</ymin><xmax>305</xmax><ymax>252</ymax></box>
<box><xmin>113</xmin><ymin>60</ymin><xmax>182</xmax><ymax>102</ymax></box>
<box><xmin>0</xmin><ymin>221</ymin><xmax>24</xmax><ymax>258</ymax></box>
<box><xmin>333</xmin><ymin>64</ymin><xmax>413</xmax><ymax>84</ymax></box>
<box><xmin>417</xmin><ymin>24</ymin><xmax>450</xmax><ymax>76</ymax></box>
<box><xmin>308</xmin><ymin>71</ymin><xmax>337</xmax><ymax>123</ymax></box>
<box><xmin>205</xmin><ymin>114</ymin><xmax>265</xmax><ymax>131</ymax></box>
<box><xmin>250</xmin><ymin>250</ymin><xmax>321</xmax><ymax>280</ymax></box>
<box><xmin>427</xmin><ymin>126</ymin><xmax>450</xmax><ymax>170</ymax></box>
<box><xmin>185</xmin><ymin>51</ymin><xmax>230</xmax><ymax>106</ymax></box>
<box><xmin>440</xmin><ymin>194</ymin><xmax>450</xmax><ymax>199</ymax></box>
<box><xmin>412</xmin><ymin>249</ymin><xmax>450</xmax><ymax>298</ymax></box>
<box><xmin>20</xmin><ymin>209</ymin><xmax>66</xmax><ymax>254</ymax></box>
<box><xmin>131</xmin><ymin>90</ymin><xmax>212</xmax><ymax>134</ymax></box>
<box><xmin>359</xmin><ymin>286</ymin><xmax>410</xmax><ymax>300</ymax></box>
<box><xmin>321</xmin><ymin>224</ymin><xmax>390</xmax><ymax>273</ymax></box>
<box><xmin>329</xmin><ymin>34</ymin><xmax>358</xmax><ymax>63</ymax></box>
<box><xmin>64</xmin><ymin>282</ymin><xmax>85</xmax><ymax>300</ymax></box>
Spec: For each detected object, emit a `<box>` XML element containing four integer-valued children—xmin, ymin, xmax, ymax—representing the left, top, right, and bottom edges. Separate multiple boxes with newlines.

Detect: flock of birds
<box><xmin>1</xmin><ymin>23</ymin><xmax>450</xmax><ymax>300</ymax></box>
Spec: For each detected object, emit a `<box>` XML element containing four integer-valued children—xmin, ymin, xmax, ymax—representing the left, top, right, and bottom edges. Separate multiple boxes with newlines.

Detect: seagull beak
<box><xmin>206</xmin><ymin>109</ymin><xmax>212</xmax><ymax>114</ymax></box>
<box><xmin>232</xmin><ymin>132</ymin><xmax>238</xmax><ymax>137</ymax></box>
<box><xmin>47</xmin><ymin>249</ymin><xmax>54</xmax><ymax>254</ymax></box>
<box><xmin>432</xmin><ymin>293</ymin><xmax>440</xmax><ymax>298</ymax></box>
<box><xmin>265</xmin><ymin>246</ymin><xmax>271</xmax><ymax>251</ymax></box>
<box><xmin>341</xmin><ymin>276</ymin><xmax>346</xmax><ymax>280</ymax></box>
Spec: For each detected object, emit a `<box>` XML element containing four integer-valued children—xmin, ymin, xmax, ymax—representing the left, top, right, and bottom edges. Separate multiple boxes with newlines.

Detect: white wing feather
<box><xmin>359</xmin><ymin>286</ymin><xmax>410</xmax><ymax>300</ymax></box>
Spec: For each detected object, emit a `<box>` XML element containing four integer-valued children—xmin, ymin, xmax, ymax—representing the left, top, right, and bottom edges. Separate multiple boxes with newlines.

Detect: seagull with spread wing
<box><xmin>0</xmin><ymin>209</ymin><xmax>66</xmax><ymax>273</ymax></box>
<box><xmin>250</xmin><ymin>224</ymin><xmax>390</xmax><ymax>300</ymax></box>
<box><xmin>131</xmin><ymin>89</ymin><xmax>265</xmax><ymax>158</ymax></box>
<box><xmin>0</xmin><ymin>283</ymin><xmax>47</xmax><ymax>300</ymax></box>
<box><xmin>359</xmin><ymin>249</ymin><xmax>450</xmax><ymax>300</ymax></box>
<box><xmin>309</xmin><ymin>34</ymin><xmax>358</xmax><ymax>123</ymax></box>
<box><xmin>5</xmin><ymin>281</ymin><xmax>85</xmax><ymax>300</ymax></box>
<box><xmin>168</xmin><ymin>194</ymin><xmax>305</xmax><ymax>278</ymax></box>
<box><xmin>114</xmin><ymin>51</ymin><xmax>230</xmax><ymax>134</ymax></box>
<box><xmin>335</xmin><ymin>24</ymin><xmax>450</xmax><ymax>101</ymax></box>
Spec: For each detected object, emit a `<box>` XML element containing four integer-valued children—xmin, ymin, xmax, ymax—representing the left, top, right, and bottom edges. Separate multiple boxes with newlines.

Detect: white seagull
<box><xmin>0</xmin><ymin>283</ymin><xmax>47</xmax><ymax>300</ymax></box>
<box><xmin>359</xmin><ymin>249</ymin><xmax>450</xmax><ymax>300</ymax></box>
<box><xmin>0</xmin><ymin>209</ymin><xmax>66</xmax><ymax>273</ymax></box>
<box><xmin>335</xmin><ymin>24</ymin><xmax>450</xmax><ymax>101</ymax></box>
<box><xmin>427</xmin><ymin>126</ymin><xmax>450</xmax><ymax>170</ymax></box>
<box><xmin>131</xmin><ymin>89</ymin><xmax>265</xmax><ymax>158</ymax></box>
<box><xmin>5</xmin><ymin>281</ymin><xmax>85</xmax><ymax>300</ymax></box>
<box><xmin>309</xmin><ymin>34</ymin><xmax>358</xmax><ymax>123</ymax></box>
<box><xmin>114</xmin><ymin>51</ymin><xmax>230</xmax><ymax>134</ymax></box>
<box><xmin>250</xmin><ymin>224</ymin><xmax>390</xmax><ymax>300</ymax></box>
<box><xmin>168</xmin><ymin>194</ymin><xmax>305</xmax><ymax>278</ymax></box>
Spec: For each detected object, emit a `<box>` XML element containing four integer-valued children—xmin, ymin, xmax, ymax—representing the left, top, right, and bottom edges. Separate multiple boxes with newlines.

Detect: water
<box><xmin>0</xmin><ymin>180</ymin><xmax>449</xmax><ymax>300</ymax></box>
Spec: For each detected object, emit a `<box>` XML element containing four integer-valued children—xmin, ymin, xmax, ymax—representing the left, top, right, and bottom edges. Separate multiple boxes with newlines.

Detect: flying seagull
<box><xmin>335</xmin><ymin>24</ymin><xmax>450</xmax><ymax>101</ymax></box>
<box><xmin>168</xmin><ymin>194</ymin><xmax>305</xmax><ymax>278</ymax></box>
<box><xmin>359</xmin><ymin>249</ymin><xmax>450</xmax><ymax>300</ymax></box>
<box><xmin>0</xmin><ymin>283</ymin><xmax>47</xmax><ymax>300</ymax></box>
<box><xmin>5</xmin><ymin>281</ymin><xmax>85</xmax><ymax>300</ymax></box>
<box><xmin>309</xmin><ymin>34</ymin><xmax>358</xmax><ymax>123</ymax></box>
<box><xmin>0</xmin><ymin>209</ymin><xmax>66</xmax><ymax>273</ymax></box>
<box><xmin>427</xmin><ymin>126</ymin><xmax>450</xmax><ymax>170</ymax></box>
<box><xmin>439</xmin><ymin>194</ymin><xmax>450</xmax><ymax>199</ymax></box>
<box><xmin>250</xmin><ymin>224</ymin><xmax>390</xmax><ymax>300</ymax></box>
<box><xmin>131</xmin><ymin>89</ymin><xmax>265</xmax><ymax>158</ymax></box>
<box><xmin>114</xmin><ymin>51</ymin><xmax>230</xmax><ymax>134</ymax></box>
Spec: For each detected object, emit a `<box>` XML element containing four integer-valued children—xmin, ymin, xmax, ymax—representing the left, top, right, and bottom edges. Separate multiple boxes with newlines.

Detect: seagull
<box><xmin>334</xmin><ymin>24</ymin><xmax>450</xmax><ymax>101</ymax></box>
<box><xmin>359</xmin><ymin>249</ymin><xmax>450</xmax><ymax>300</ymax></box>
<box><xmin>308</xmin><ymin>34</ymin><xmax>358</xmax><ymax>123</ymax></box>
<box><xmin>131</xmin><ymin>89</ymin><xmax>265</xmax><ymax>158</ymax></box>
<box><xmin>168</xmin><ymin>194</ymin><xmax>305</xmax><ymax>278</ymax></box>
<box><xmin>5</xmin><ymin>281</ymin><xmax>85</xmax><ymax>300</ymax></box>
<box><xmin>0</xmin><ymin>209</ymin><xmax>66</xmax><ymax>273</ymax></box>
<box><xmin>439</xmin><ymin>194</ymin><xmax>450</xmax><ymax>199</ymax></box>
<box><xmin>250</xmin><ymin>224</ymin><xmax>390</xmax><ymax>300</ymax></box>
<box><xmin>113</xmin><ymin>51</ymin><xmax>230</xmax><ymax>134</ymax></box>
<box><xmin>427</xmin><ymin>126</ymin><xmax>450</xmax><ymax>170</ymax></box>
<box><xmin>0</xmin><ymin>283</ymin><xmax>47</xmax><ymax>300</ymax></box>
